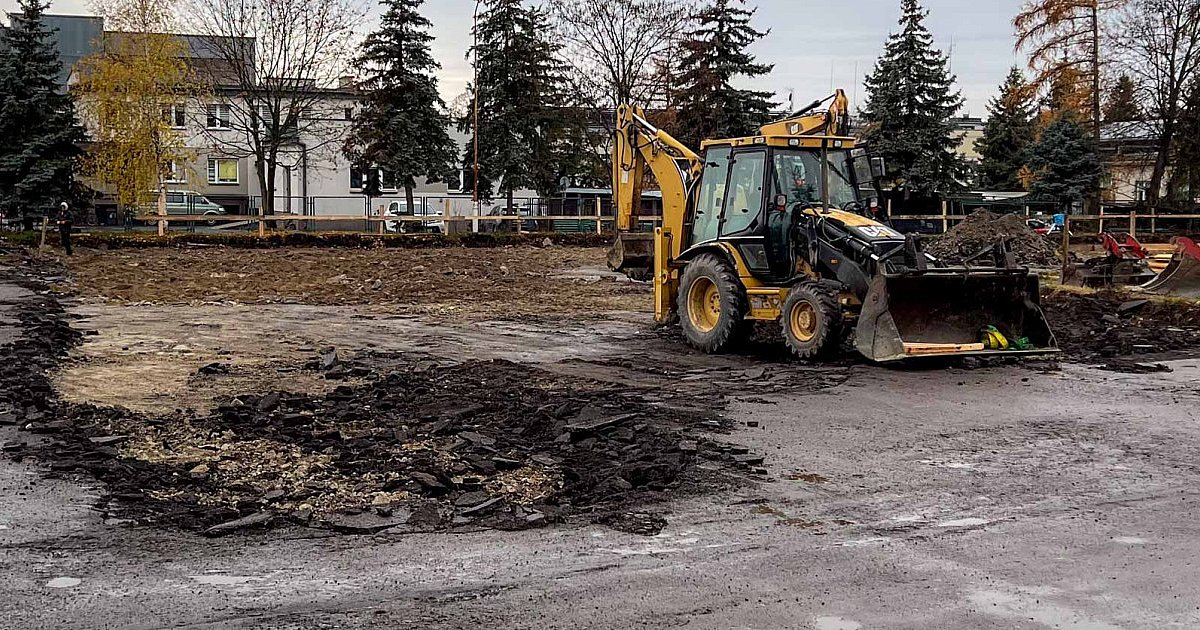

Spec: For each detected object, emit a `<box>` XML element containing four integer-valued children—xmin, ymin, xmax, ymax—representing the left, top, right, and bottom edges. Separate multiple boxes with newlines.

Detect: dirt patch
<box><xmin>26</xmin><ymin>354</ymin><xmax>752</xmax><ymax>536</ymax></box>
<box><xmin>1041</xmin><ymin>289</ymin><xmax>1200</xmax><ymax>359</ymax></box>
<box><xmin>60</xmin><ymin>246</ymin><xmax>649</xmax><ymax>319</ymax></box>
<box><xmin>926</xmin><ymin>210</ymin><xmax>1060</xmax><ymax>267</ymax></box>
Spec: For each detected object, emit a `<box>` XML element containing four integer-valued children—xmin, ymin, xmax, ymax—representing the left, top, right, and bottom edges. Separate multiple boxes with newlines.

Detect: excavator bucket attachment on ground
<box><xmin>1138</xmin><ymin>237</ymin><xmax>1200</xmax><ymax>299</ymax></box>
<box><xmin>855</xmin><ymin>270</ymin><xmax>1058</xmax><ymax>362</ymax></box>
<box><xmin>607</xmin><ymin>232</ymin><xmax>655</xmax><ymax>279</ymax></box>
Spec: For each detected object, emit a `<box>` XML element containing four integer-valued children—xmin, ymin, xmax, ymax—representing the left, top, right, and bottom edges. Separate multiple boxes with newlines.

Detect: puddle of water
<box><xmin>814</xmin><ymin>617</ymin><xmax>862</xmax><ymax>630</ymax></box>
<box><xmin>46</xmin><ymin>577</ymin><xmax>81</xmax><ymax>589</ymax></box>
<box><xmin>833</xmin><ymin>537</ymin><xmax>891</xmax><ymax>547</ymax></box>
<box><xmin>936</xmin><ymin>517</ymin><xmax>991</xmax><ymax>528</ymax></box>
<box><xmin>1112</xmin><ymin>536</ymin><xmax>1147</xmax><ymax>545</ymax></box>
<box><xmin>968</xmin><ymin>589</ymin><xmax>1122</xmax><ymax>629</ymax></box>
<box><xmin>188</xmin><ymin>574</ymin><xmax>264</xmax><ymax>586</ymax></box>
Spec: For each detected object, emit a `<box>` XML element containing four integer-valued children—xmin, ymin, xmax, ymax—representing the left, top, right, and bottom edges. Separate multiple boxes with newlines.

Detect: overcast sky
<box><xmin>4</xmin><ymin>0</ymin><xmax>1025</xmax><ymax>116</ymax></box>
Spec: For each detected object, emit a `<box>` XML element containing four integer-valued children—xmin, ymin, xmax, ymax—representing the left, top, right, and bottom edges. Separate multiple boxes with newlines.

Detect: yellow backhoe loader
<box><xmin>609</xmin><ymin>90</ymin><xmax>1058</xmax><ymax>362</ymax></box>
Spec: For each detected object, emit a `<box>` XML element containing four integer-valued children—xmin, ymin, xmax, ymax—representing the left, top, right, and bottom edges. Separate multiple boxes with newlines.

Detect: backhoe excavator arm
<box><xmin>611</xmin><ymin>105</ymin><xmax>702</xmax><ymax>258</ymax></box>
<box><xmin>759</xmin><ymin>89</ymin><xmax>850</xmax><ymax>137</ymax></box>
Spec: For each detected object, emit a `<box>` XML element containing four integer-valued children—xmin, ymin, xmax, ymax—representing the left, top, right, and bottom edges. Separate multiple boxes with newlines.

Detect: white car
<box><xmin>384</xmin><ymin>201</ymin><xmax>444</xmax><ymax>234</ymax></box>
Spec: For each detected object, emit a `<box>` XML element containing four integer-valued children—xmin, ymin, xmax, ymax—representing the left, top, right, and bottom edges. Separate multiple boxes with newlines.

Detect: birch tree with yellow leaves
<box><xmin>74</xmin><ymin>0</ymin><xmax>200</xmax><ymax>233</ymax></box>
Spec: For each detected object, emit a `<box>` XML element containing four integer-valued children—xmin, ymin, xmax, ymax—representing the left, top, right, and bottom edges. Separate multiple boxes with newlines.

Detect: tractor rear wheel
<box><xmin>677</xmin><ymin>253</ymin><xmax>748</xmax><ymax>353</ymax></box>
<box><xmin>782</xmin><ymin>281</ymin><xmax>843</xmax><ymax>359</ymax></box>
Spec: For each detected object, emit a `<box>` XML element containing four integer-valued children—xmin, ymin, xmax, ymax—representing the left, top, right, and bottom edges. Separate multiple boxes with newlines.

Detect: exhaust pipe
<box><xmin>855</xmin><ymin>270</ymin><xmax>1058</xmax><ymax>362</ymax></box>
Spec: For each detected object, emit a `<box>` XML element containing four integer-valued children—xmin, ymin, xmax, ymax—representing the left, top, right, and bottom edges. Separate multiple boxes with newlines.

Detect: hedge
<box><xmin>1</xmin><ymin>230</ymin><xmax>616</xmax><ymax>250</ymax></box>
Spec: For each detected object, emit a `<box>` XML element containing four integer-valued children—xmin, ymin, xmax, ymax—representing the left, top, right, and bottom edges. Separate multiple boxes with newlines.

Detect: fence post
<box><xmin>1098</xmin><ymin>206</ymin><xmax>1105</xmax><ymax>234</ymax></box>
<box><xmin>941</xmin><ymin>200</ymin><xmax>948</xmax><ymax>233</ymax></box>
<box><xmin>1060</xmin><ymin>213</ymin><xmax>1072</xmax><ymax>286</ymax></box>
<box><xmin>595</xmin><ymin>197</ymin><xmax>602</xmax><ymax>235</ymax></box>
<box><xmin>1024</xmin><ymin>205</ymin><xmax>1030</xmax><ymax>218</ymax></box>
<box><xmin>1150</xmin><ymin>207</ymin><xmax>1157</xmax><ymax>234</ymax></box>
<box><xmin>1129</xmin><ymin>210</ymin><xmax>1137</xmax><ymax>239</ymax></box>
<box><xmin>258</xmin><ymin>200</ymin><xmax>265</xmax><ymax>237</ymax></box>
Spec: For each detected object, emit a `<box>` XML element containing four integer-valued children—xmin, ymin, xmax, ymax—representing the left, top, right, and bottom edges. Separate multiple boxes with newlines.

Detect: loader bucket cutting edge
<box><xmin>1138</xmin><ymin>237</ymin><xmax>1200</xmax><ymax>299</ymax></box>
<box><xmin>855</xmin><ymin>271</ymin><xmax>1058</xmax><ymax>363</ymax></box>
<box><xmin>607</xmin><ymin>232</ymin><xmax>655</xmax><ymax>275</ymax></box>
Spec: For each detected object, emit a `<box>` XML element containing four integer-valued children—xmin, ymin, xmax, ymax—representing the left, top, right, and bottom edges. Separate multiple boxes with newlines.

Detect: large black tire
<box><xmin>782</xmin><ymin>281</ymin><xmax>843</xmax><ymax>359</ymax></box>
<box><xmin>677</xmin><ymin>253</ymin><xmax>748</xmax><ymax>353</ymax></box>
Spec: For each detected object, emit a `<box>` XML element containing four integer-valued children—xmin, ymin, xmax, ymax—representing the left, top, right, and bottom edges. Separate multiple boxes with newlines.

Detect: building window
<box><xmin>344</xmin><ymin>107</ymin><xmax>354</xmax><ymax>121</ymax></box>
<box><xmin>164</xmin><ymin>160</ymin><xmax>186</xmax><ymax>184</ymax></box>
<box><xmin>206</xmin><ymin>104</ymin><xmax>231</xmax><ymax>129</ymax></box>
<box><xmin>1135</xmin><ymin>180</ymin><xmax>1150</xmax><ymax>203</ymax></box>
<box><xmin>349</xmin><ymin>167</ymin><xmax>395</xmax><ymax>193</ymax></box>
<box><xmin>380</xmin><ymin>170</ymin><xmax>397</xmax><ymax>193</ymax></box>
<box><xmin>163</xmin><ymin>104</ymin><xmax>186</xmax><ymax>129</ymax></box>
<box><xmin>207</xmin><ymin>158</ymin><xmax>239</xmax><ymax>184</ymax></box>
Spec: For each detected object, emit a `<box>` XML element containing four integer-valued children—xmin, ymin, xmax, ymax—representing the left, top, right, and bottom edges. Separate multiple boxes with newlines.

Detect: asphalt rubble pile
<box><xmin>14</xmin><ymin>332</ymin><xmax>754</xmax><ymax>537</ymax></box>
<box><xmin>925</xmin><ymin>210</ymin><xmax>1061</xmax><ymax>267</ymax></box>
<box><xmin>1041</xmin><ymin>289</ymin><xmax>1200</xmax><ymax>366</ymax></box>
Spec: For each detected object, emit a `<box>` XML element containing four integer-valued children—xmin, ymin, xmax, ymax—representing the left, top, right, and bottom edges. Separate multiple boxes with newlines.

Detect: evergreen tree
<box><xmin>345</xmin><ymin>0</ymin><xmax>456</xmax><ymax>216</ymax></box>
<box><xmin>975</xmin><ymin>67</ymin><xmax>1036</xmax><ymax>191</ymax></box>
<box><xmin>462</xmin><ymin>0</ymin><xmax>571</xmax><ymax>207</ymax></box>
<box><xmin>862</xmin><ymin>0</ymin><xmax>964</xmax><ymax>195</ymax></box>
<box><xmin>672</xmin><ymin>0</ymin><xmax>775</xmax><ymax>150</ymax></box>
<box><xmin>1103</xmin><ymin>74</ymin><xmax>1141</xmax><ymax>123</ymax></box>
<box><xmin>0</xmin><ymin>0</ymin><xmax>85</xmax><ymax>224</ymax></box>
<box><xmin>1027</xmin><ymin>113</ymin><xmax>1102</xmax><ymax>209</ymax></box>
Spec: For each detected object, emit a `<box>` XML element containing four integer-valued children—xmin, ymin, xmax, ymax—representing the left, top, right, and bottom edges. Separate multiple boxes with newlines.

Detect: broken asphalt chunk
<box><xmin>202</xmin><ymin>511</ymin><xmax>273</xmax><ymax>537</ymax></box>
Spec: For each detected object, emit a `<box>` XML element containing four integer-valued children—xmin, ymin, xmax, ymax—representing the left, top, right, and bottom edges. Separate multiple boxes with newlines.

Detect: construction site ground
<box><xmin>4</xmin><ymin>244</ymin><xmax>1200</xmax><ymax>629</ymax></box>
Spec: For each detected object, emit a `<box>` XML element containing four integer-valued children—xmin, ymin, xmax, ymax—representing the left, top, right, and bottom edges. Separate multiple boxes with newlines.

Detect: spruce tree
<box><xmin>1027</xmin><ymin>113</ymin><xmax>1101</xmax><ymax>210</ymax></box>
<box><xmin>862</xmin><ymin>0</ymin><xmax>964</xmax><ymax>196</ymax></box>
<box><xmin>345</xmin><ymin>0</ymin><xmax>456</xmax><ymax>216</ymax></box>
<box><xmin>462</xmin><ymin>0</ymin><xmax>570</xmax><ymax>207</ymax></box>
<box><xmin>673</xmin><ymin>0</ymin><xmax>775</xmax><ymax>150</ymax></box>
<box><xmin>975</xmin><ymin>67</ymin><xmax>1036</xmax><ymax>191</ymax></box>
<box><xmin>0</xmin><ymin>0</ymin><xmax>85</xmax><ymax>224</ymax></box>
<box><xmin>1103</xmin><ymin>75</ymin><xmax>1141</xmax><ymax>123</ymax></box>
<box><xmin>1166</xmin><ymin>78</ymin><xmax>1200</xmax><ymax>206</ymax></box>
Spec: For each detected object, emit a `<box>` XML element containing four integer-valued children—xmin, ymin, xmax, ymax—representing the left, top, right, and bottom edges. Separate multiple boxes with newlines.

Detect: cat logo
<box><xmin>858</xmin><ymin>226</ymin><xmax>902</xmax><ymax>239</ymax></box>
<box><xmin>789</xmin><ymin>123</ymin><xmax>801</xmax><ymax>135</ymax></box>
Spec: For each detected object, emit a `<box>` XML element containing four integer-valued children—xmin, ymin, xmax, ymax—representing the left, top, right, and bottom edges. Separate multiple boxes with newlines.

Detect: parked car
<box><xmin>481</xmin><ymin>203</ymin><xmax>538</xmax><ymax>233</ymax></box>
<box><xmin>140</xmin><ymin>191</ymin><xmax>227</xmax><ymax>226</ymax></box>
<box><xmin>384</xmin><ymin>201</ymin><xmax>444</xmax><ymax>234</ymax></box>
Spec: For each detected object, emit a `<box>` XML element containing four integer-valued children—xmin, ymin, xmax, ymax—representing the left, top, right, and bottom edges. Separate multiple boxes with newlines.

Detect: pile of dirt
<box><xmin>926</xmin><ymin>210</ymin><xmax>1060</xmax><ymax>267</ymax></box>
<box><xmin>18</xmin><ymin>346</ymin><xmax>755</xmax><ymax>536</ymax></box>
<box><xmin>61</xmin><ymin>246</ymin><xmax>649</xmax><ymax>319</ymax></box>
<box><xmin>1041</xmin><ymin>289</ymin><xmax>1200</xmax><ymax>359</ymax></box>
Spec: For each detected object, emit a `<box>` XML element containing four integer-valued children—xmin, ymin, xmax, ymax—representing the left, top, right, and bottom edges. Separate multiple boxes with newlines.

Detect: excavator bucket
<box><xmin>1138</xmin><ymin>237</ymin><xmax>1200</xmax><ymax>299</ymax></box>
<box><xmin>855</xmin><ymin>270</ymin><xmax>1058</xmax><ymax>362</ymax></box>
<box><xmin>607</xmin><ymin>232</ymin><xmax>655</xmax><ymax>278</ymax></box>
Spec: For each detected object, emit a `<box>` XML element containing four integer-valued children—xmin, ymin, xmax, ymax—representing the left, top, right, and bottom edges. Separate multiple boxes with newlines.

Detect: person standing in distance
<box><xmin>56</xmin><ymin>202</ymin><xmax>74</xmax><ymax>256</ymax></box>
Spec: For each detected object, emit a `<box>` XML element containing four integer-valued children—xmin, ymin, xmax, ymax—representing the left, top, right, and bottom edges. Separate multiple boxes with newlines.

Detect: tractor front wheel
<box><xmin>782</xmin><ymin>281</ymin><xmax>843</xmax><ymax>359</ymax></box>
<box><xmin>677</xmin><ymin>253</ymin><xmax>748</xmax><ymax>353</ymax></box>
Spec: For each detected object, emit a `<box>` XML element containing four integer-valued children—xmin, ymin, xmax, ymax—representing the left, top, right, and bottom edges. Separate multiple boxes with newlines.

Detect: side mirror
<box><xmin>774</xmin><ymin>194</ymin><xmax>788</xmax><ymax>211</ymax></box>
<box><xmin>870</xmin><ymin>157</ymin><xmax>887</xmax><ymax>179</ymax></box>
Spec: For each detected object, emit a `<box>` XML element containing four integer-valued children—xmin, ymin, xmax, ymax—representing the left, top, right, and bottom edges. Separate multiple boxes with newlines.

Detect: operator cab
<box><xmin>683</xmin><ymin>136</ymin><xmax>894</xmax><ymax>285</ymax></box>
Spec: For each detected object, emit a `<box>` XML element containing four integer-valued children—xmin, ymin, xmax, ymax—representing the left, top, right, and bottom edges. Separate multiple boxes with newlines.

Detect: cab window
<box><xmin>722</xmin><ymin>150</ymin><xmax>766</xmax><ymax>236</ymax></box>
<box><xmin>692</xmin><ymin>147</ymin><xmax>730</xmax><ymax>244</ymax></box>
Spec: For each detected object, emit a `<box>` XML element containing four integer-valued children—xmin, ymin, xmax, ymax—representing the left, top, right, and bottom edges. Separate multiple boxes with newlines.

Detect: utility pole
<box><xmin>472</xmin><ymin>1</ymin><xmax>482</xmax><ymax>223</ymax></box>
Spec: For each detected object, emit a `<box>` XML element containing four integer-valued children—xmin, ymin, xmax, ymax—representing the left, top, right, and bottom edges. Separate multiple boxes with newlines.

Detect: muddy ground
<box><xmin>4</xmin><ymin>245</ymin><xmax>1200</xmax><ymax>628</ymax></box>
<box><xmin>62</xmin><ymin>245</ymin><xmax>647</xmax><ymax>318</ymax></box>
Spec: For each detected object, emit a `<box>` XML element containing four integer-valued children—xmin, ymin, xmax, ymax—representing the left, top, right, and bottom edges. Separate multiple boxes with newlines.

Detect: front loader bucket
<box><xmin>855</xmin><ymin>271</ymin><xmax>1058</xmax><ymax>363</ymax></box>
<box><xmin>1138</xmin><ymin>237</ymin><xmax>1200</xmax><ymax>299</ymax></box>
<box><xmin>607</xmin><ymin>232</ymin><xmax>655</xmax><ymax>277</ymax></box>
